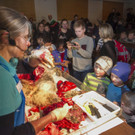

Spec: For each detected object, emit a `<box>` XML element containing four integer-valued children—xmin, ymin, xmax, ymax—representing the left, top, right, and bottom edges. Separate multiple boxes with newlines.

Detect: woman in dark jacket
<box><xmin>99</xmin><ymin>23</ymin><xmax>117</xmax><ymax>65</ymax></box>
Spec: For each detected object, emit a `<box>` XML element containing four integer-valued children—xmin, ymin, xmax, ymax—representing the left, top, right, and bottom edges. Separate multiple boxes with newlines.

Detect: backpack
<box><xmin>114</xmin><ymin>40</ymin><xmax>130</xmax><ymax>63</ymax></box>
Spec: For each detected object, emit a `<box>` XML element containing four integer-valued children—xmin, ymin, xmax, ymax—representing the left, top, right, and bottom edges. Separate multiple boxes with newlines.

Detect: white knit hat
<box><xmin>95</xmin><ymin>56</ymin><xmax>113</xmax><ymax>75</ymax></box>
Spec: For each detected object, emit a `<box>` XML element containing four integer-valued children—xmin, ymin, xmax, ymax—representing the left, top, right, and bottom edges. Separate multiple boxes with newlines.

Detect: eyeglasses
<box><xmin>20</xmin><ymin>35</ymin><xmax>31</xmax><ymax>42</ymax></box>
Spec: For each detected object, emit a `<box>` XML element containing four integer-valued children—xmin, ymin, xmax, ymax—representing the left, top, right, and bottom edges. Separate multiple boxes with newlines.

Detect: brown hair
<box><xmin>121</xmin><ymin>91</ymin><xmax>135</xmax><ymax>115</ymax></box>
<box><xmin>73</xmin><ymin>19</ymin><xmax>85</xmax><ymax>29</ymax></box>
<box><xmin>0</xmin><ymin>6</ymin><xmax>31</xmax><ymax>41</ymax></box>
<box><xmin>99</xmin><ymin>23</ymin><xmax>114</xmax><ymax>39</ymax></box>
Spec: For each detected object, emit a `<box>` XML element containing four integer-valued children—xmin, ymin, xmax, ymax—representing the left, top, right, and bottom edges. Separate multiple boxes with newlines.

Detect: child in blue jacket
<box><xmin>106</xmin><ymin>62</ymin><xmax>131</xmax><ymax>105</ymax></box>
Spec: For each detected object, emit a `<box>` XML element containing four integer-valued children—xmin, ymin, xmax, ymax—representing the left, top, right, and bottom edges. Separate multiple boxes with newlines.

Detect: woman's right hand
<box><xmin>50</xmin><ymin>103</ymin><xmax>72</xmax><ymax>121</ymax></box>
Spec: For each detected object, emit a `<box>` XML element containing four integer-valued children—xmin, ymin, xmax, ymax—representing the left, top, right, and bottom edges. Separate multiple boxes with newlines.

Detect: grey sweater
<box><xmin>67</xmin><ymin>35</ymin><xmax>94</xmax><ymax>72</ymax></box>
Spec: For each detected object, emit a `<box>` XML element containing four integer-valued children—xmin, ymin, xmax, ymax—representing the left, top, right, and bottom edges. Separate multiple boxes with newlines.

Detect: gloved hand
<box><xmin>50</xmin><ymin>103</ymin><xmax>72</xmax><ymax>122</ymax></box>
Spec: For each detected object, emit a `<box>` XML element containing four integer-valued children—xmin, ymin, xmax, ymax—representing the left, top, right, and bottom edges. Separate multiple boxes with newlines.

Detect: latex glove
<box><xmin>50</xmin><ymin>103</ymin><xmax>72</xmax><ymax>122</ymax></box>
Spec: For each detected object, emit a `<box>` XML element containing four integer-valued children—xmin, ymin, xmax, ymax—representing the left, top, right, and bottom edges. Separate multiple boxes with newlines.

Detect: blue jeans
<box><xmin>73</xmin><ymin>69</ymin><xmax>93</xmax><ymax>82</ymax></box>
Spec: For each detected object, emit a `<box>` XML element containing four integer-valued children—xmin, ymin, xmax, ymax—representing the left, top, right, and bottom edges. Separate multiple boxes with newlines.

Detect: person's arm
<box><xmin>31</xmin><ymin>103</ymin><xmax>71</xmax><ymax>134</ymax></box>
<box><xmin>77</xmin><ymin>37</ymin><xmax>94</xmax><ymax>58</ymax></box>
<box><xmin>81</xmin><ymin>74</ymin><xmax>91</xmax><ymax>91</ymax></box>
<box><xmin>67</xmin><ymin>42</ymin><xmax>73</xmax><ymax>58</ymax></box>
<box><xmin>30</xmin><ymin>113</ymin><xmax>55</xmax><ymax>134</ymax></box>
<box><xmin>0</xmin><ymin>112</ymin><xmax>35</xmax><ymax>135</ymax></box>
<box><xmin>96</xmin><ymin>44</ymin><xmax>100</xmax><ymax>51</ymax></box>
<box><xmin>0</xmin><ymin>104</ymin><xmax>71</xmax><ymax>135</ymax></box>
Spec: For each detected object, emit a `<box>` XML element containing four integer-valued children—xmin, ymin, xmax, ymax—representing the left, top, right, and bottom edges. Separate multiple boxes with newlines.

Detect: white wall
<box><xmin>34</xmin><ymin>0</ymin><xmax>57</xmax><ymax>22</ymax></box>
<box><xmin>34</xmin><ymin>0</ymin><xmax>135</xmax><ymax>23</ymax></box>
<box><xmin>88</xmin><ymin>0</ymin><xmax>103</xmax><ymax>24</ymax></box>
<box><xmin>88</xmin><ymin>0</ymin><xmax>135</xmax><ymax>24</ymax></box>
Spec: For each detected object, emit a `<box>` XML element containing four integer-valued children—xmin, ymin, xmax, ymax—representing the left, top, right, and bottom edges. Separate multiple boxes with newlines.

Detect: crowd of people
<box><xmin>1</xmin><ymin>6</ymin><xmax>135</xmax><ymax>135</ymax></box>
<box><xmin>24</xmin><ymin>7</ymin><xmax>135</xmax><ymax>129</ymax></box>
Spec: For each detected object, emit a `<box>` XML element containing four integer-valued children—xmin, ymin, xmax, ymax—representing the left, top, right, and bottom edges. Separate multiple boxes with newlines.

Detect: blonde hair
<box><xmin>74</xmin><ymin>19</ymin><xmax>85</xmax><ymax>29</ymax></box>
<box><xmin>0</xmin><ymin>6</ymin><xmax>32</xmax><ymax>40</ymax></box>
<box><xmin>99</xmin><ymin>23</ymin><xmax>114</xmax><ymax>39</ymax></box>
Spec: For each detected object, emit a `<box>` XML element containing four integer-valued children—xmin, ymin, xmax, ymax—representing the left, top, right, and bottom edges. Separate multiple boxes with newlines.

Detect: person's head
<box><xmin>48</xmin><ymin>14</ymin><xmax>52</xmax><ymax>21</ymax></box>
<box><xmin>74</xmin><ymin>20</ymin><xmax>86</xmax><ymax>38</ymax></box>
<box><xmin>0</xmin><ymin>6</ymin><xmax>31</xmax><ymax>59</ymax></box>
<box><xmin>128</xmin><ymin>30</ymin><xmax>135</xmax><ymax>40</ymax></box>
<box><xmin>120</xmin><ymin>31</ymin><xmax>127</xmax><ymax>40</ymax></box>
<box><xmin>94</xmin><ymin>56</ymin><xmax>113</xmax><ymax>78</ymax></box>
<box><xmin>44</xmin><ymin>24</ymin><xmax>50</xmax><ymax>32</ymax></box>
<box><xmin>41</xmin><ymin>19</ymin><xmax>47</xmax><ymax>25</ymax></box>
<box><xmin>74</xmin><ymin>14</ymin><xmax>78</xmax><ymax>21</ymax></box>
<box><xmin>37</xmin><ymin>22</ymin><xmax>44</xmax><ymax>33</ymax></box>
<box><xmin>112</xmin><ymin>8</ymin><xmax>116</xmax><ymax>13</ymax></box>
<box><xmin>29</xmin><ymin>17</ymin><xmax>34</xmax><ymax>23</ymax></box>
<box><xmin>61</xmin><ymin>19</ymin><xmax>69</xmax><ymax>29</ymax></box>
<box><xmin>99</xmin><ymin>23</ymin><xmax>114</xmax><ymax>40</ymax></box>
<box><xmin>36</xmin><ymin>33</ymin><xmax>45</xmax><ymax>46</ymax></box>
<box><xmin>121</xmin><ymin>92</ymin><xmax>135</xmax><ymax>115</ymax></box>
<box><xmin>111</xmin><ymin>62</ymin><xmax>131</xmax><ymax>87</ymax></box>
<box><xmin>56</xmin><ymin>39</ymin><xmax>66</xmax><ymax>52</ymax></box>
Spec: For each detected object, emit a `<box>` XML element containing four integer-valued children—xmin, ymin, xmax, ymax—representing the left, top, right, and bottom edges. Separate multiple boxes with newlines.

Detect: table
<box><xmin>101</xmin><ymin>122</ymin><xmax>135</xmax><ymax>135</ymax></box>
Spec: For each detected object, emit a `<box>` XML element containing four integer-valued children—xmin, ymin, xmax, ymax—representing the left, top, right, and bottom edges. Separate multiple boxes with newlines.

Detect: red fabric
<box><xmin>114</xmin><ymin>40</ymin><xmax>130</xmax><ymax>63</ymax></box>
<box><xmin>33</xmin><ymin>66</ymin><xmax>45</xmax><ymax>81</ymax></box>
<box><xmin>17</xmin><ymin>73</ymin><xmax>31</xmax><ymax>80</ymax></box>
<box><xmin>60</xmin><ymin>52</ymin><xmax>65</xmax><ymax>71</ymax></box>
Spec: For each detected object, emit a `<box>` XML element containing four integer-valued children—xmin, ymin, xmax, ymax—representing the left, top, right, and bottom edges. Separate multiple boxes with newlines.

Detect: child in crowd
<box><xmin>126</xmin><ymin>30</ymin><xmax>135</xmax><ymax>43</ymax></box>
<box><xmin>125</xmin><ymin>30</ymin><xmax>135</xmax><ymax>58</ymax></box>
<box><xmin>35</xmin><ymin>34</ymin><xmax>56</xmax><ymax>53</ymax></box>
<box><xmin>118</xmin><ymin>31</ymin><xmax>127</xmax><ymax>43</ymax></box>
<box><xmin>121</xmin><ymin>91</ymin><xmax>135</xmax><ymax>128</ymax></box>
<box><xmin>26</xmin><ymin>33</ymin><xmax>45</xmax><ymax>53</ymax></box>
<box><xmin>67</xmin><ymin>20</ymin><xmax>94</xmax><ymax>82</ymax></box>
<box><xmin>81</xmin><ymin>56</ymin><xmax>113</xmax><ymax>95</ymax></box>
<box><xmin>52</xmin><ymin>39</ymin><xmax>69</xmax><ymax>72</ymax></box>
<box><xmin>106</xmin><ymin>62</ymin><xmax>131</xmax><ymax>105</ymax></box>
<box><xmin>44</xmin><ymin>24</ymin><xmax>56</xmax><ymax>44</ymax></box>
<box><xmin>35</xmin><ymin>33</ymin><xmax>45</xmax><ymax>49</ymax></box>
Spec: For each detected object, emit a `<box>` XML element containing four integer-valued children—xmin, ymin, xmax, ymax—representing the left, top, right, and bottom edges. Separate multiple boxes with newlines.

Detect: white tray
<box><xmin>72</xmin><ymin>91</ymin><xmax>120</xmax><ymax>123</ymax></box>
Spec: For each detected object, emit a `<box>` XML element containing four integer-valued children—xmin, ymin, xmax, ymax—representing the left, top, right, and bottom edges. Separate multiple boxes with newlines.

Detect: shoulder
<box><xmin>85</xmin><ymin>35</ymin><xmax>93</xmax><ymax>41</ymax></box>
<box><xmin>86</xmin><ymin>73</ymin><xmax>96</xmax><ymax>79</ymax></box>
<box><xmin>108</xmin><ymin>83</ymin><xmax>115</xmax><ymax>88</ymax></box>
<box><xmin>103</xmin><ymin>77</ymin><xmax>111</xmax><ymax>83</ymax></box>
<box><xmin>121</xmin><ymin>85</ymin><xmax>130</xmax><ymax>92</ymax></box>
<box><xmin>52</xmin><ymin>50</ymin><xmax>58</xmax><ymax>55</ymax></box>
<box><xmin>0</xmin><ymin>66</ymin><xmax>15</xmax><ymax>84</ymax></box>
<box><xmin>72</xmin><ymin>38</ymin><xmax>78</xmax><ymax>42</ymax></box>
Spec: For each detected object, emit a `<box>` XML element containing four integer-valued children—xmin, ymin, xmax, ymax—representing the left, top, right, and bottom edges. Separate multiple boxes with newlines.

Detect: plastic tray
<box><xmin>72</xmin><ymin>91</ymin><xmax>120</xmax><ymax>123</ymax></box>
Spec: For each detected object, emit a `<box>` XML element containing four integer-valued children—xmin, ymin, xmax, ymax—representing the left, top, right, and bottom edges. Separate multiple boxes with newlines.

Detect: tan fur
<box><xmin>21</xmin><ymin>71</ymin><xmax>61</xmax><ymax>107</ymax></box>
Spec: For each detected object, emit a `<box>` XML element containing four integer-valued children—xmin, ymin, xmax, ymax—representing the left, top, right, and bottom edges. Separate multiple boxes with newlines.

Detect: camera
<box><xmin>70</xmin><ymin>42</ymin><xmax>77</xmax><ymax>46</ymax></box>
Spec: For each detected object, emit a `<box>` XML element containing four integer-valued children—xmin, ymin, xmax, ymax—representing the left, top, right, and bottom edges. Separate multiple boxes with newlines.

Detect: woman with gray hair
<box><xmin>0</xmin><ymin>6</ymin><xmax>70</xmax><ymax>135</ymax></box>
<box><xmin>99</xmin><ymin>23</ymin><xmax>117</xmax><ymax>65</ymax></box>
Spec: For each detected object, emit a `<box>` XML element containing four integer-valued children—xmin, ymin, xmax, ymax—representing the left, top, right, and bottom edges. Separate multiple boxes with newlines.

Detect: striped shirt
<box><xmin>81</xmin><ymin>73</ymin><xmax>111</xmax><ymax>94</ymax></box>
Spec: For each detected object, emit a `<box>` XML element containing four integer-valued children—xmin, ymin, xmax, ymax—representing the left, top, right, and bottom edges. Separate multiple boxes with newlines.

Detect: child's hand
<box><xmin>113</xmin><ymin>101</ymin><xmax>118</xmax><ymax>105</ymax></box>
<box><xmin>66</xmin><ymin>41</ymin><xmax>72</xmax><ymax>50</ymax></box>
<box><xmin>73</xmin><ymin>42</ymin><xmax>80</xmax><ymax>50</ymax></box>
<box><xmin>62</xmin><ymin>60</ymin><xmax>69</xmax><ymax>67</ymax></box>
